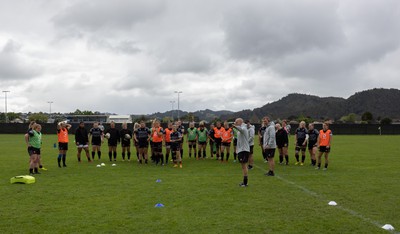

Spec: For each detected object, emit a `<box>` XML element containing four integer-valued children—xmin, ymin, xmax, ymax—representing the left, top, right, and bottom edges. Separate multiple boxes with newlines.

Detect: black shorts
<box><xmin>59</xmin><ymin>142</ymin><xmax>68</xmax><ymax>151</ymax></box>
<box><xmin>198</xmin><ymin>141</ymin><xmax>207</xmax><ymax>146</ymax></box>
<box><xmin>214</xmin><ymin>138</ymin><xmax>222</xmax><ymax>147</ymax></box>
<box><xmin>265</xmin><ymin>148</ymin><xmax>276</xmax><ymax>158</ymax></box>
<box><xmin>92</xmin><ymin>138</ymin><xmax>102</xmax><ymax>146</ymax></box>
<box><xmin>108</xmin><ymin>140</ymin><xmax>118</xmax><ymax>147</ymax></box>
<box><xmin>28</xmin><ymin>147</ymin><xmax>41</xmax><ymax>156</ymax></box>
<box><xmin>188</xmin><ymin>140</ymin><xmax>196</xmax><ymax>144</ymax></box>
<box><xmin>295</xmin><ymin>144</ymin><xmax>306</xmax><ymax>152</ymax></box>
<box><xmin>165</xmin><ymin>142</ymin><xmax>171</xmax><ymax>148</ymax></box>
<box><xmin>152</xmin><ymin>142</ymin><xmax>163</xmax><ymax>153</ymax></box>
<box><xmin>138</xmin><ymin>139</ymin><xmax>149</xmax><ymax>148</ymax></box>
<box><xmin>121</xmin><ymin>141</ymin><xmax>131</xmax><ymax>147</ymax></box>
<box><xmin>277</xmin><ymin>143</ymin><xmax>288</xmax><ymax>149</ymax></box>
<box><xmin>319</xmin><ymin>146</ymin><xmax>331</xmax><ymax>153</ymax></box>
<box><xmin>171</xmin><ymin>143</ymin><xmax>180</xmax><ymax>152</ymax></box>
<box><xmin>238</xmin><ymin>151</ymin><xmax>250</xmax><ymax>163</ymax></box>
<box><xmin>222</xmin><ymin>142</ymin><xmax>231</xmax><ymax>147</ymax></box>
<box><xmin>233</xmin><ymin>138</ymin><xmax>237</xmax><ymax>146</ymax></box>
<box><xmin>308</xmin><ymin>142</ymin><xmax>317</xmax><ymax>150</ymax></box>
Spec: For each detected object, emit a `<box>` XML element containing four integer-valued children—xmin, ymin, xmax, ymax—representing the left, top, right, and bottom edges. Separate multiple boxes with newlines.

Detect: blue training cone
<box><xmin>155</xmin><ymin>203</ymin><xmax>164</xmax><ymax>208</ymax></box>
<box><xmin>156</xmin><ymin>179</ymin><xmax>162</xmax><ymax>183</ymax></box>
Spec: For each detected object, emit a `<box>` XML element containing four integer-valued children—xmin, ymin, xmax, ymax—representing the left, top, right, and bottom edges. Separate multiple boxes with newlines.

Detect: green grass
<box><xmin>0</xmin><ymin>134</ymin><xmax>399</xmax><ymax>233</ymax></box>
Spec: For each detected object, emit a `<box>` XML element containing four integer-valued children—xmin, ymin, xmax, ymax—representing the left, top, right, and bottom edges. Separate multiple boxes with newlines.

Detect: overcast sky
<box><xmin>0</xmin><ymin>0</ymin><xmax>399</xmax><ymax>115</ymax></box>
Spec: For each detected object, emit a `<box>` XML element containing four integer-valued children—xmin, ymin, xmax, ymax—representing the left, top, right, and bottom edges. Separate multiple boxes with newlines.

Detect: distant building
<box><xmin>108</xmin><ymin>115</ymin><xmax>132</xmax><ymax>123</ymax></box>
<box><xmin>65</xmin><ymin>115</ymin><xmax>108</xmax><ymax>124</ymax></box>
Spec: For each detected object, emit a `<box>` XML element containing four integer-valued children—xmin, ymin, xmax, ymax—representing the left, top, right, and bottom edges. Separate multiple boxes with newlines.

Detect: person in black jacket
<box><xmin>120</xmin><ymin>122</ymin><xmax>132</xmax><ymax>161</ymax></box>
<box><xmin>275</xmin><ymin>123</ymin><xmax>289</xmax><ymax>165</ymax></box>
<box><xmin>75</xmin><ymin>122</ymin><xmax>91</xmax><ymax>162</ymax></box>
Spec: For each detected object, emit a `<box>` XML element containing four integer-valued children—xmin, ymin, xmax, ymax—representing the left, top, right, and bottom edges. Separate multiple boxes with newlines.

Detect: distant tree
<box><xmin>72</xmin><ymin>109</ymin><xmax>83</xmax><ymax>115</ymax></box>
<box><xmin>361</xmin><ymin>112</ymin><xmax>373</xmax><ymax>123</ymax></box>
<box><xmin>297</xmin><ymin>114</ymin><xmax>314</xmax><ymax>124</ymax></box>
<box><xmin>380</xmin><ymin>117</ymin><xmax>392</xmax><ymax>125</ymax></box>
<box><xmin>340</xmin><ymin>113</ymin><xmax>358</xmax><ymax>123</ymax></box>
<box><xmin>287</xmin><ymin>115</ymin><xmax>297</xmax><ymax>121</ymax></box>
<box><xmin>82</xmin><ymin>110</ymin><xmax>94</xmax><ymax>115</ymax></box>
<box><xmin>162</xmin><ymin>116</ymin><xmax>173</xmax><ymax>123</ymax></box>
<box><xmin>29</xmin><ymin>113</ymin><xmax>48</xmax><ymax>123</ymax></box>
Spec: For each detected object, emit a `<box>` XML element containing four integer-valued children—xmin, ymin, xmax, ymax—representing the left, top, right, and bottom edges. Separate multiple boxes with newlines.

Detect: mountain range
<box><xmin>135</xmin><ymin>88</ymin><xmax>400</xmax><ymax>122</ymax></box>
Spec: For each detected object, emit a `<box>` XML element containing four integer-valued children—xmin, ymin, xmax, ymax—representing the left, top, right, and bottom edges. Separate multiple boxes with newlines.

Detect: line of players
<box><xmin>74</xmin><ymin>119</ymin><xmax>332</xmax><ymax>170</ymax></box>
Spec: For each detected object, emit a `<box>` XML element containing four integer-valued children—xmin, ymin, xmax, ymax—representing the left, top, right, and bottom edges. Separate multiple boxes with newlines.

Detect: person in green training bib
<box><xmin>197</xmin><ymin>121</ymin><xmax>208</xmax><ymax>159</ymax></box>
<box><xmin>26</xmin><ymin>123</ymin><xmax>42</xmax><ymax>175</ymax></box>
<box><xmin>187</xmin><ymin>122</ymin><xmax>198</xmax><ymax>158</ymax></box>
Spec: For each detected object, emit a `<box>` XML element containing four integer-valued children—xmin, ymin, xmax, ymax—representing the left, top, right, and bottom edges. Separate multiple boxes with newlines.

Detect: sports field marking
<box><xmin>253</xmin><ymin>164</ymin><xmax>398</xmax><ymax>234</ymax></box>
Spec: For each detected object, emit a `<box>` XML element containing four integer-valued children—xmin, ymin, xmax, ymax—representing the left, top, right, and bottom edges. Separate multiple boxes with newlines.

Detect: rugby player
<box><xmin>26</xmin><ymin>123</ymin><xmax>42</xmax><ymax>175</ymax></box>
<box><xmin>307</xmin><ymin>123</ymin><xmax>319</xmax><ymax>166</ymax></box>
<box><xmin>213</xmin><ymin>121</ymin><xmax>224</xmax><ymax>160</ymax></box>
<box><xmin>263</xmin><ymin>116</ymin><xmax>276</xmax><ymax>176</ymax></box>
<box><xmin>231</xmin><ymin>118</ymin><xmax>250</xmax><ymax>187</ymax></box>
<box><xmin>246</xmin><ymin>120</ymin><xmax>255</xmax><ymax>169</ymax></box>
<box><xmin>75</xmin><ymin>121</ymin><xmax>91</xmax><ymax>162</ymax></box>
<box><xmin>208</xmin><ymin>123</ymin><xmax>216</xmax><ymax>158</ymax></box>
<box><xmin>164</xmin><ymin>122</ymin><xmax>173</xmax><ymax>164</ymax></box>
<box><xmin>89</xmin><ymin>122</ymin><xmax>104</xmax><ymax>160</ymax></box>
<box><xmin>197</xmin><ymin>122</ymin><xmax>208</xmax><ymax>159</ymax></box>
<box><xmin>187</xmin><ymin>122</ymin><xmax>198</xmax><ymax>158</ymax></box>
<box><xmin>294</xmin><ymin>121</ymin><xmax>308</xmax><ymax>165</ymax></box>
<box><xmin>170</xmin><ymin>123</ymin><xmax>183</xmax><ymax>168</ymax></box>
<box><xmin>57</xmin><ymin>122</ymin><xmax>71</xmax><ymax>168</ymax></box>
<box><xmin>120</xmin><ymin>122</ymin><xmax>132</xmax><ymax>161</ymax></box>
<box><xmin>221</xmin><ymin>121</ymin><xmax>233</xmax><ymax>162</ymax></box>
<box><xmin>134</xmin><ymin>121</ymin><xmax>151</xmax><ymax>164</ymax></box>
<box><xmin>105</xmin><ymin>121</ymin><xmax>120</xmax><ymax>162</ymax></box>
<box><xmin>275</xmin><ymin>123</ymin><xmax>289</xmax><ymax>165</ymax></box>
<box><xmin>151</xmin><ymin>120</ymin><xmax>164</xmax><ymax>165</ymax></box>
<box><xmin>316</xmin><ymin>122</ymin><xmax>332</xmax><ymax>170</ymax></box>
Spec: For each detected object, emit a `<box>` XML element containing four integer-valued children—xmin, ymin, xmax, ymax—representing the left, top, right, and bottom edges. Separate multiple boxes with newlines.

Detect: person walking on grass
<box><xmin>263</xmin><ymin>116</ymin><xmax>276</xmax><ymax>176</ymax></box>
<box><xmin>57</xmin><ymin>122</ymin><xmax>71</xmax><ymax>168</ymax></box>
<box><xmin>316</xmin><ymin>122</ymin><xmax>332</xmax><ymax>170</ymax></box>
<box><xmin>26</xmin><ymin>123</ymin><xmax>42</xmax><ymax>175</ymax></box>
<box><xmin>231</xmin><ymin>118</ymin><xmax>250</xmax><ymax>187</ymax></box>
<box><xmin>75</xmin><ymin>121</ymin><xmax>91</xmax><ymax>162</ymax></box>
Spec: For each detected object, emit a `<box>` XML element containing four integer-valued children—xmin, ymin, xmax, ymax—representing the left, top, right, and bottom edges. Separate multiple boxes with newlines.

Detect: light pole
<box><xmin>170</xmin><ymin>101</ymin><xmax>175</xmax><ymax>119</ymax></box>
<box><xmin>47</xmin><ymin>101</ymin><xmax>53</xmax><ymax>117</ymax></box>
<box><xmin>174</xmin><ymin>91</ymin><xmax>182</xmax><ymax>120</ymax></box>
<box><xmin>2</xmin><ymin>91</ymin><xmax>10</xmax><ymax>123</ymax></box>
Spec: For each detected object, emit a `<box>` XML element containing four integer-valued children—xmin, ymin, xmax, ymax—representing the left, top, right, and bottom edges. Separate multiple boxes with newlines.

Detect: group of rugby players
<box><xmin>24</xmin><ymin>117</ymin><xmax>332</xmax><ymax>175</ymax></box>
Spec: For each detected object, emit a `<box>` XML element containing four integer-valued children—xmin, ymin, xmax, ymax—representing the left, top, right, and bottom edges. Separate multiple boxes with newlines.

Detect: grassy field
<box><xmin>0</xmin><ymin>134</ymin><xmax>399</xmax><ymax>233</ymax></box>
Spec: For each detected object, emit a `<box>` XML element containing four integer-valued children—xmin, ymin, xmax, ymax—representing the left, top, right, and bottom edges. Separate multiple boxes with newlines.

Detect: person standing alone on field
<box><xmin>316</xmin><ymin>122</ymin><xmax>332</xmax><ymax>170</ymax></box>
<box><xmin>232</xmin><ymin>118</ymin><xmax>250</xmax><ymax>187</ymax></box>
<box><xmin>263</xmin><ymin>116</ymin><xmax>276</xmax><ymax>176</ymax></box>
<box><xmin>57</xmin><ymin>122</ymin><xmax>71</xmax><ymax>168</ymax></box>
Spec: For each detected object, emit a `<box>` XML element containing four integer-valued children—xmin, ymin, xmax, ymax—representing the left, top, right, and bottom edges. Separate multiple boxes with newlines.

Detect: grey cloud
<box><xmin>222</xmin><ymin>0</ymin><xmax>400</xmax><ymax>80</ymax></box>
<box><xmin>52</xmin><ymin>0</ymin><xmax>165</xmax><ymax>31</ymax></box>
<box><xmin>87</xmin><ymin>38</ymin><xmax>141</xmax><ymax>55</ymax></box>
<box><xmin>0</xmin><ymin>40</ymin><xmax>42</xmax><ymax>80</ymax></box>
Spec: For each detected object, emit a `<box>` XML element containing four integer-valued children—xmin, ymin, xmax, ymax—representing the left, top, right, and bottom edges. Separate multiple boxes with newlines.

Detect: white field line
<box><xmin>253</xmin><ymin>164</ymin><xmax>398</xmax><ymax>234</ymax></box>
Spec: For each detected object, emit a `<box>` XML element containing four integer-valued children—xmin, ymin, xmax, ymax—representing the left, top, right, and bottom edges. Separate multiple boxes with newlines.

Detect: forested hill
<box><xmin>220</xmin><ymin>88</ymin><xmax>400</xmax><ymax>122</ymax></box>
